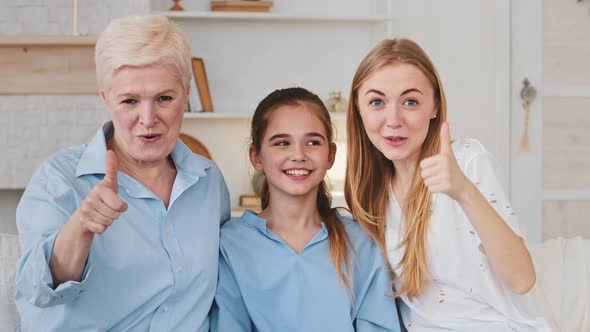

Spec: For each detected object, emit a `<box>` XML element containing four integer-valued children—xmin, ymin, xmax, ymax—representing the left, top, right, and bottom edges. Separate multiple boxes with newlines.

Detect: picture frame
<box><xmin>187</xmin><ymin>73</ymin><xmax>201</xmax><ymax>112</ymax></box>
<box><xmin>190</xmin><ymin>57</ymin><xmax>214</xmax><ymax>113</ymax></box>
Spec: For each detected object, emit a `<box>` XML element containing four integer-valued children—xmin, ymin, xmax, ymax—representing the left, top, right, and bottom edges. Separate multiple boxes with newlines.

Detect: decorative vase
<box><xmin>325</xmin><ymin>91</ymin><xmax>347</xmax><ymax>112</ymax></box>
<box><xmin>170</xmin><ymin>0</ymin><xmax>184</xmax><ymax>11</ymax></box>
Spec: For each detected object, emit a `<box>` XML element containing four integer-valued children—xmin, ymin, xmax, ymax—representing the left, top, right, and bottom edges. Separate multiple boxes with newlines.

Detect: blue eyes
<box><xmin>369</xmin><ymin>99</ymin><xmax>384</xmax><ymax>107</ymax></box>
<box><xmin>121</xmin><ymin>99</ymin><xmax>137</xmax><ymax>105</ymax></box>
<box><xmin>369</xmin><ymin>98</ymin><xmax>419</xmax><ymax>108</ymax></box>
<box><xmin>159</xmin><ymin>96</ymin><xmax>173</xmax><ymax>102</ymax></box>
<box><xmin>403</xmin><ymin>99</ymin><xmax>418</xmax><ymax>106</ymax></box>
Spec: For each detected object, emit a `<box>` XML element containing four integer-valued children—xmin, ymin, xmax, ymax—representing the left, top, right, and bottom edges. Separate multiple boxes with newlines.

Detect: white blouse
<box><xmin>385</xmin><ymin>138</ymin><xmax>551</xmax><ymax>332</ymax></box>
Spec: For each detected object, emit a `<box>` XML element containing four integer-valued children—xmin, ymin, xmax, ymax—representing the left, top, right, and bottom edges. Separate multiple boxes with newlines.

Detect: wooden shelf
<box><xmin>154</xmin><ymin>10</ymin><xmax>390</xmax><ymax>23</ymax></box>
<box><xmin>0</xmin><ymin>35</ymin><xmax>97</xmax><ymax>46</ymax></box>
<box><xmin>183</xmin><ymin>112</ymin><xmax>346</xmax><ymax>120</ymax></box>
<box><xmin>331</xmin><ymin>113</ymin><xmax>347</xmax><ymax>120</ymax></box>
<box><xmin>183</xmin><ymin>112</ymin><xmax>251</xmax><ymax>119</ymax></box>
<box><xmin>0</xmin><ymin>35</ymin><xmax>97</xmax><ymax>95</ymax></box>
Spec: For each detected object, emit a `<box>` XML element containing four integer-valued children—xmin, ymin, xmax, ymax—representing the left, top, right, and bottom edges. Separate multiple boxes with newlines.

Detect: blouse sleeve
<box><xmin>353</xmin><ymin>239</ymin><xmax>402</xmax><ymax>332</ymax></box>
<box><xmin>210</xmin><ymin>161</ymin><xmax>231</xmax><ymax>225</ymax></box>
<box><xmin>210</xmin><ymin>244</ymin><xmax>253</xmax><ymax>332</ymax></box>
<box><xmin>463</xmin><ymin>148</ymin><xmax>523</xmax><ymax>240</ymax></box>
<box><xmin>15</xmin><ymin>162</ymin><xmax>92</xmax><ymax>308</ymax></box>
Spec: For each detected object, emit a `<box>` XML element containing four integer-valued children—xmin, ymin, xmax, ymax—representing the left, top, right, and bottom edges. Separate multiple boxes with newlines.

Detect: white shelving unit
<box><xmin>182</xmin><ymin>111</ymin><xmax>346</xmax><ymax>120</ymax></box>
<box><xmin>151</xmin><ymin>0</ymin><xmax>393</xmax><ymax>121</ymax></box>
<box><xmin>183</xmin><ymin>112</ymin><xmax>250</xmax><ymax>119</ymax></box>
<box><xmin>153</xmin><ymin>10</ymin><xmax>391</xmax><ymax>23</ymax></box>
<box><xmin>152</xmin><ymin>0</ymin><xmax>393</xmax><ymax>209</ymax></box>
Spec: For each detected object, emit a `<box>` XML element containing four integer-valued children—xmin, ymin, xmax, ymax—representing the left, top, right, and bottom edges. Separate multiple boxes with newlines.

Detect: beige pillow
<box><xmin>0</xmin><ymin>233</ymin><xmax>20</xmax><ymax>332</ymax></box>
<box><xmin>529</xmin><ymin>237</ymin><xmax>590</xmax><ymax>332</ymax></box>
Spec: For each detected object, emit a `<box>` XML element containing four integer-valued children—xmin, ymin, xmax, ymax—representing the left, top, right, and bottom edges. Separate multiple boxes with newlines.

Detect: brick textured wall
<box><xmin>0</xmin><ymin>0</ymin><xmax>150</xmax><ymax>35</ymax></box>
<box><xmin>0</xmin><ymin>96</ymin><xmax>109</xmax><ymax>188</ymax></box>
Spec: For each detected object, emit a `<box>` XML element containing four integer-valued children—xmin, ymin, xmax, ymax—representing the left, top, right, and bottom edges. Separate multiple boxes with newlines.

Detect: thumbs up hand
<box><xmin>75</xmin><ymin>150</ymin><xmax>128</xmax><ymax>234</ymax></box>
<box><xmin>419</xmin><ymin>122</ymin><xmax>469</xmax><ymax>202</ymax></box>
<box><xmin>103</xmin><ymin>150</ymin><xmax>119</xmax><ymax>192</ymax></box>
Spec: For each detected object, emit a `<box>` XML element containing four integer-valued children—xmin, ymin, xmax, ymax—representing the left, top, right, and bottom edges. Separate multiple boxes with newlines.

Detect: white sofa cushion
<box><xmin>529</xmin><ymin>237</ymin><xmax>590</xmax><ymax>332</ymax></box>
<box><xmin>0</xmin><ymin>233</ymin><xmax>20</xmax><ymax>332</ymax></box>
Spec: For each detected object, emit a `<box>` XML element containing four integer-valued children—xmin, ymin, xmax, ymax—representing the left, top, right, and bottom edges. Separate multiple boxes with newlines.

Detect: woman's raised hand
<box><xmin>419</xmin><ymin>122</ymin><xmax>470</xmax><ymax>202</ymax></box>
<box><xmin>75</xmin><ymin>150</ymin><xmax>128</xmax><ymax>234</ymax></box>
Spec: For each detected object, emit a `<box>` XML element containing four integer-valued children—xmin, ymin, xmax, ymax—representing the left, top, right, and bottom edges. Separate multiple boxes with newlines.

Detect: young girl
<box><xmin>210</xmin><ymin>87</ymin><xmax>401</xmax><ymax>332</ymax></box>
<box><xmin>345</xmin><ymin>39</ymin><xmax>551</xmax><ymax>331</ymax></box>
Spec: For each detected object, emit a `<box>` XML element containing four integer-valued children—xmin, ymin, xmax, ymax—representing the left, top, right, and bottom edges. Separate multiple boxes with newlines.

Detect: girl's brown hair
<box><xmin>251</xmin><ymin>87</ymin><xmax>353</xmax><ymax>293</ymax></box>
<box><xmin>344</xmin><ymin>39</ymin><xmax>447</xmax><ymax>299</ymax></box>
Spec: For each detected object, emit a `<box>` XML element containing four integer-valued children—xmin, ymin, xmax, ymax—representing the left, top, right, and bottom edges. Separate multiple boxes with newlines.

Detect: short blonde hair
<box><xmin>95</xmin><ymin>15</ymin><xmax>192</xmax><ymax>91</ymax></box>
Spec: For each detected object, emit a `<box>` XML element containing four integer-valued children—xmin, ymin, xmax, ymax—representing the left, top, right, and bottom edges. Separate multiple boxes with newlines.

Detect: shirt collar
<box><xmin>241</xmin><ymin>209</ymin><xmax>269</xmax><ymax>234</ymax></box>
<box><xmin>240</xmin><ymin>210</ymin><xmax>329</xmax><ymax>248</ymax></box>
<box><xmin>76</xmin><ymin>121</ymin><xmax>210</xmax><ymax>178</ymax></box>
<box><xmin>76</xmin><ymin>122</ymin><xmax>112</xmax><ymax>177</ymax></box>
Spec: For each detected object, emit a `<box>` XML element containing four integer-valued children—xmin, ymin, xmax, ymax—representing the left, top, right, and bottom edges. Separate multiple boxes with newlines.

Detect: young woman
<box><xmin>211</xmin><ymin>87</ymin><xmax>401</xmax><ymax>332</ymax></box>
<box><xmin>345</xmin><ymin>39</ymin><xmax>551</xmax><ymax>331</ymax></box>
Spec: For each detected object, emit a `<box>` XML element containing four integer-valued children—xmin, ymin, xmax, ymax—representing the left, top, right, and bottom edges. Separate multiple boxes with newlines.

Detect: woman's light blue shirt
<box><xmin>15</xmin><ymin>122</ymin><xmax>230</xmax><ymax>332</ymax></box>
<box><xmin>211</xmin><ymin>210</ymin><xmax>401</xmax><ymax>332</ymax></box>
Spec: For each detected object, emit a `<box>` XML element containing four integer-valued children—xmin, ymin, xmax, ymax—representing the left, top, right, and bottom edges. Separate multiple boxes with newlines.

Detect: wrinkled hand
<box><xmin>75</xmin><ymin>150</ymin><xmax>128</xmax><ymax>234</ymax></box>
<box><xmin>419</xmin><ymin>122</ymin><xmax>469</xmax><ymax>201</ymax></box>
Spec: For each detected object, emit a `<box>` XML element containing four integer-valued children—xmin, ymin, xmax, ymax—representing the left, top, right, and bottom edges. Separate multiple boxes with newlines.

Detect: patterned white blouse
<box><xmin>385</xmin><ymin>138</ymin><xmax>552</xmax><ymax>332</ymax></box>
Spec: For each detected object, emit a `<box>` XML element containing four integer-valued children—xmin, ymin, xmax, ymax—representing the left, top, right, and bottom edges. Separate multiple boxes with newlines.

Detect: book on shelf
<box><xmin>210</xmin><ymin>1</ymin><xmax>273</xmax><ymax>13</ymax></box>
<box><xmin>187</xmin><ymin>74</ymin><xmax>202</xmax><ymax>112</ymax></box>
<box><xmin>191</xmin><ymin>57</ymin><xmax>214</xmax><ymax>113</ymax></box>
<box><xmin>239</xmin><ymin>195</ymin><xmax>261</xmax><ymax>209</ymax></box>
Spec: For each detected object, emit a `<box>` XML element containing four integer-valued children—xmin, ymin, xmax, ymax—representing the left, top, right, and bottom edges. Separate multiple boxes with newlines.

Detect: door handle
<box><xmin>520</xmin><ymin>78</ymin><xmax>537</xmax><ymax>107</ymax></box>
<box><xmin>519</xmin><ymin>78</ymin><xmax>537</xmax><ymax>152</ymax></box>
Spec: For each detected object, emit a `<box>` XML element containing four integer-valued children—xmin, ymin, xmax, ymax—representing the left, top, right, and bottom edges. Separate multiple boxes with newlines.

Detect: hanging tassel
<box><xmin>519</xmin><ymin>105</ymin><xmax>531</xmax><ymax>152</ymax></box>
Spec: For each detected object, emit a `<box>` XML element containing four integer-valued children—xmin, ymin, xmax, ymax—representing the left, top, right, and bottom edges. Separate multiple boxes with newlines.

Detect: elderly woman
<box><xmin>15</xmin><ymin>15</ymin><xmax>230</xmax><ymax>331</ymax></box>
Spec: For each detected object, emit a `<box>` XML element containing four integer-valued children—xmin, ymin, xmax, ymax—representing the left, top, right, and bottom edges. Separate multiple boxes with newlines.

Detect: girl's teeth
<box><xmin>286</xmin><ymin>170</ymin><xmax>309</xmax><ymax>176</ymax></box>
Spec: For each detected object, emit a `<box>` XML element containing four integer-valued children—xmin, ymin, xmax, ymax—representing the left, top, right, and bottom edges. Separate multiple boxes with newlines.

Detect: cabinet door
<box><xmin>511</xmin><ymin>0</ymin><xmax>590</xmax><ymax>243</ymax></box>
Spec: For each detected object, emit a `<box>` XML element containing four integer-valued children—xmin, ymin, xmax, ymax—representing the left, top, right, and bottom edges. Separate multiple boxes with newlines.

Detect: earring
<box><xmin>431</xmin><ymin>114</ymin><xmax>437</xmax><ymax>119</ymax></box>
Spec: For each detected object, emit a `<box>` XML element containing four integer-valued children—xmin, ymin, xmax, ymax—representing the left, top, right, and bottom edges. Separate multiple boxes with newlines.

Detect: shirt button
<box><xmin>163</xmin><ymin>306</ymin><xmax>168</xmax><ymax>312</ymax></box>
<box><xmin>164</xmin><ymin>227</ymin><xmax>171</xmax><ymax>234</ymax></box>
<box><xmin>178</xmin><ymin>266</ymin><xmax>183</xmax><ymax>273</ymax></box>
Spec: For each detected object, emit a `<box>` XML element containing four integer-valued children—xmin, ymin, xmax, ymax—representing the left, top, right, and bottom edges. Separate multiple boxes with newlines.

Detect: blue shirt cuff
<box><xmin>16</xmin><ymin>231</ymin><xmax>92</xmax><ymax>307</ymax></box>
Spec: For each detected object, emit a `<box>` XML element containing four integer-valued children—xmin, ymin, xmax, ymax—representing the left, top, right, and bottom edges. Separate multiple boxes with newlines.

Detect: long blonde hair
<box><xmin>344</xmin><ymin>39</ymin><xmax>447</xmax><ymax>299</ymax></box>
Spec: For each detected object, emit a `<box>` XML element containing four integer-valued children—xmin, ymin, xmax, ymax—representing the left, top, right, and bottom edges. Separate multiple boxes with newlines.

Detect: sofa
<box><xmin>1</xmin><ymin>232</ymin><xmax>588</xmax><ymax>331</ymax></box>
<box><xmin>528</xmin><ymin>237</ymin><xmax>590</xmax><ymax>331</ymax></box>
<box><xmin>0</xmin><ymin>233</ymin><xmax>20</xmax><ymax>332</ymax></box>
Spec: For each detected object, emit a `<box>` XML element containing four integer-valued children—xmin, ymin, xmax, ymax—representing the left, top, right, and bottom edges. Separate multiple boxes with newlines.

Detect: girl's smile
<box><xmin>250</xmin><ymin>103</ymin><xmax>336</xmax><ymax>200</ymax></box>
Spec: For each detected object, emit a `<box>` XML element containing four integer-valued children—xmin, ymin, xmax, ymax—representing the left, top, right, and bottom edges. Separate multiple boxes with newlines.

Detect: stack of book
<box><xmin>210</xmin><ymin>1</ymin><xmax>273</xmax><ymax>13</ymax></box>
<box><xmin>239</xmin><ymin>195</ymin><xmax>262</xmax><ymax>211</ymax></box>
